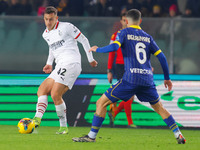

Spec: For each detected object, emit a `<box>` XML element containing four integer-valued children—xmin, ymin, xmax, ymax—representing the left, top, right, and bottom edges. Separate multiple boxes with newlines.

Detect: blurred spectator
<box><xmin>160</xmin><ymin>4</ymin><xmax>181</xmax><ymax>36</ymax></box>
<box><xmin>109</xmin><ymin>0</ymin><xmax>126</xmax><ymax>16</ymax></box>
<box><xmin>157</xmin><ymin>0</ymin><xmax>177</xmax><ymax>15</ymax></box>
<box><xmin>37</xmin><ymin>0</ymin><xmax>48</xmax><ymax>16</ymax></box>
<box><xmin>93</xmin><ymin>0</ymin><xmax>115</xmax><ymax>16</ymax></box>
<box><xmin>137</xmin><ymin>0</ymin><xmax>154</xmax><ymax>17</ymax></box>
<box><xmin>169</xmin><ymin>4</ymin><xmax>179</xmax><ymax>17</ymax></box>
<box><xmin>57</xmin><ymin>0</ymin><xmax>69</xmax><ymax>16</ymax></box>
<box><xmin>123</xmin><ymin>0</ymin><xmax>141</xmax><ymax>12</ymax></box>
<box><xmin>6</xmin><ymin>0</ymin><xmax>22</xmax><ymax>15</ymax></box>
<box><xmin>0</xmin><ymin>0</ymin><xmax>9</xmax><ymax>15</ymax></box>
<box><xmin>120</xmin><ymin>6</ymin><xmax>127</xmax><ymax>15</ymax></box>
<box><xmin>21</xmin><ymin>0</ymin><xmax>33</xmax><ymax>16</ymax></box>
<box><xmin>182</xmin><ymin>8</ymin><xmax>193</xmax><ymax>18</ymax></box>
<box><xmin>151</xmin><ymin>5</ymin><xmax>162</xmax><ymax>17</ymax></box>
<box><xmin>1</xmin><ymin>0</ymin><xmax>199</xmax><ymax>17</ymax></box>
<box><xmin>185</xmin><ymin>0</ymin><xmax>200</xmax><ymax>17</ymax></box>
<box><xmin>143</xmin><ymin>0</ymin><xmax>157</xmax><ymax>14</ymax></box>
<box><xmin>47</xmin><ymin>0</ymin><xmax>58</xmax><ymax>7</ymax></box>
<box><xmin>68</xmin><ymin>0</ymin><xmax>84</xmax><ymax>16</ymax></box>
<box><xmin>177</xmin><ymin>0</ymin><xmax>187</xmax><ymax>15</ymax></box>
<box><xmin>84</xmin><ymin>0</ymin><xmax>98</xmax><ymax>16</ymax></box>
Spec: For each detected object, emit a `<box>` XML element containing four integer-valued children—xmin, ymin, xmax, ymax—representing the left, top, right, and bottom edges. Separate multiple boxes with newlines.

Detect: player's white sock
<box><xmin>88</xmin><ymin>131</ymin><xmax>97</xmax><ymax>139</ymax></box>
<box><xmin>35</xmin><ymin>95</ymin><xmax>48</xmax><ymax>118</ymax></box>
<box><xmin>174</xmin><ymin>130</ymin><xmax>182</xmax><ymax>138</ymax></box>
<box><xmin>55</xmin><ymin>102</ymin><xmax>67</xmax><ymax>127</ymax></box>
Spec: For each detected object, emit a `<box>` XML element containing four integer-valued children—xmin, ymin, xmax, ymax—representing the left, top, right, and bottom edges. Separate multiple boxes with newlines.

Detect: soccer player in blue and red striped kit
<box><xmin>72</xmin><ymin>9</ymin><xmax>186</xmax><ymax>144</ymax></box>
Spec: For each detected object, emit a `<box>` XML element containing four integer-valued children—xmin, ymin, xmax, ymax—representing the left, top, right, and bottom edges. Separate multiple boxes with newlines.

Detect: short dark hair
<box><xmin>44</xmin><ymin>6</ymin><xmax>57</xmax><ymax>15</ymax></box>
<box><xmin>126</xmin><ymin>9</ymin><xmax>141</xmax><ymax>22</ymax></box>
<box><xmin>120</xmin><ymin>13</ymin><xmax>126</xmax><ymax>20</ymax></box>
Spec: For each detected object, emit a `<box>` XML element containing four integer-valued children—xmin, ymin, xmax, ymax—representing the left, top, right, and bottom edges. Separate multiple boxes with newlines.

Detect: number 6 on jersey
<box><xmin>135</xmin><ymin>42</ymin><xmax>147</xmax><ymax>64</ymax></box>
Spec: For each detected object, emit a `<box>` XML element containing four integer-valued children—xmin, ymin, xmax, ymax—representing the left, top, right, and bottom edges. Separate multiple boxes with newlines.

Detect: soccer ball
<box><xmin>17</xmin><ymin>118</ymin><xmax>35</xmax><ymax>134</ymax></box>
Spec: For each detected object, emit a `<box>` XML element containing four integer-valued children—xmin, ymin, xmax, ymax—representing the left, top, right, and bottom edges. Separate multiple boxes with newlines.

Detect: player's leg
<box><xmin>137</xmin><ymin>85</ymin><xmax>186</xmax><ymax>144</ymax></box>
<box><xmin>108</xmin><ymin>101</ymin><xmax>125</xmax><ymax>127</ymax></box>
<box><xmin>115</xmin><ymin>101</ymin><xmax>124</xmax><ymax>116</ymax></box>
<box><xmin>108</xmin><ymin>102</ymin><xmax>117</xmax><ymax>127</ymax></box>
<box><xmin>51</xmin><ymin>82</ymin><xmax>69</xmax><ymax>134</ymax></box>
<box><xmin>124</xmin><ymin>99</ymin><xmax>136</xmax><ymax>127</ymax></box>
<box><xmin>52</xmin><ymin>63</ymin><xmax>81</xmax><ymax>134</ymax></box>
<box><xmin>108</xmin><ymin>101</ymin><xmax>124</xmax><ymax>126</ymax></box>
<box><xmin>108</xmin><ymin>64</ymin><xmax>124</xmax><ymax>125</ymax></box>
<box><xmin>110</xmin><ymin>102</ymin><xmax>117</xmax><ymax>113</ymax></box>
<box><xmin>72</xmin><ymin>94</ymin><xmax>113</xmax><ymax>142</ymax></box>
<box><xmin>151</xmin><ymin>101</ymin><xmax>186</xmax><ymax>144</ymax></box>
<box><xmin>72</xmin><ymin>79</ymin><xmax>135</xmax><ymax>142</ymax></box>
<box><xmin>33</xmin><ymin>78</ymin><xmax>54</xmax><ymax>127</ymax></box>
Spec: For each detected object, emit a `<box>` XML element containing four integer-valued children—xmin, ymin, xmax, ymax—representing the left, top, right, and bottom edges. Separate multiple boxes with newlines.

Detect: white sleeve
<box><xmin>67</xmin><ymin>23</ymin><xmax>82</xmax><ymax>39</ymax></box>
<box><xmin>46</xmin><ymin>49</ymin><xmax>54</xmax><ymax>65</ymax></box>
<box><xmin>77</xmin><ymin>33</ymin><xmax>94</xmax><ymax>63</ymax></box>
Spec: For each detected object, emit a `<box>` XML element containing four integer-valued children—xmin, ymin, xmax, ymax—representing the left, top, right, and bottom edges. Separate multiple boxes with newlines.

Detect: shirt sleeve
<box><xmin>109</xmin><ymin>32</ymin><xmax>116</xmax><ymax>44</ymax></box>
<box><xmin>108</xmin><ymin>32</ymin><xmax>117</xmax><ymax>69</ymax></box>
<box><xmin>149</xmin><ymin>36</ymin><xmax>162</xmax><ymax>56</ymax></box>
<box><xmin>157</xmin><ymin>52</ymin><xmax>170</xmax><ymax>80</ymax></box>
<box><xmin>76</xmin><ymin>33</ymin><xmax>94</xmax><ymax>63</ymax></box>
<box><xmin>112</xmin><ymin>30</ymin><xmax>125</xmax><ymax>48</ymax></box>
<box><xmin>66</xmin><ymin>23</ymin><xmax>81</xmax><ymax>39</ymax></box>
<box><xmin>150</xmin><ymin>36</ymin><xmax>170</xmax><ymax>80</ymax></box>
<box><xmin>46</xmin><ymin>49</ymin><xmax>54</xmax><ymax>65</ymax></box>
<box><xmin>107</xmin><ymin>51</ymin><xmax>115</xmax><ymax>69</ymax></box>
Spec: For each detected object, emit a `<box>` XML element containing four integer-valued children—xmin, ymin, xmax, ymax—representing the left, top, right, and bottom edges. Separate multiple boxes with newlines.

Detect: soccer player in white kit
<box><xmin>32</xmin><ymin>6</ymin><xmax>98</xmax><ymax>134</ymax></box>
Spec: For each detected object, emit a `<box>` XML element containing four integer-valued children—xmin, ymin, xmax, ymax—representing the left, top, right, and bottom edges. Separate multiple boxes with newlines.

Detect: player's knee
<box><xmin>51</xmin><ymin>92</ymin><xmax>61</xmax><ymax>102</ymax></box>
<box><xmin>96</xmin><ymin>99</ymin><xmax>105</xmax><ymax>110</ymax></box>
<box><xmin>37</xmin><ymin>85</ymin><xmax>50</xmax><ymax>97</ymax></box>
<box><xmin>96</xmin><ymin>99</ymin><xmax>101</xmax><ymax>108</ymax></box>
<box><xmin>37</xmin><ymin>90</ymin><xmax>46</xmax><ymax>97</ymax></box>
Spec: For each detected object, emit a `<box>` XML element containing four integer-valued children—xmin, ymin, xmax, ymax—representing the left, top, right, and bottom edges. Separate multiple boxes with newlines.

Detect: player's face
<box><xmin>44</xmin><ymin>13</ymin><xmax>58</xmax><ymax>31</ymax></box>
<box><xmin>120</xmin><ymin>16</ymin><xmax>127</xmax><ymax>29</ymax></box>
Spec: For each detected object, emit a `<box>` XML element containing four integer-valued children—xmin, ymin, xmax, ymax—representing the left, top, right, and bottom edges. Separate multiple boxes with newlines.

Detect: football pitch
<box><xmin>0</xmin><ymin>125</ymin><xmax>199</xmax><ymax>150</ymax></box>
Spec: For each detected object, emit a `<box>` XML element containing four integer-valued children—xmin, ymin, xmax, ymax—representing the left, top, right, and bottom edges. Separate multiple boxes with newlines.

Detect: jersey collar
<box><xmin>129</xmin><ymin>25</ymin><xmax>141</xmax><ymax>30</ymax></box>
<box><xmin>46</xmin><ymin>21</ymin><xmax>59</xmax><ymax>32</ymax></box>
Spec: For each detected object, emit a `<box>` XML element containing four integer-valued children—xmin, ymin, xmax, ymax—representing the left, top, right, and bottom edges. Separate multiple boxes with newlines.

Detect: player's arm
<box><xmin>76</xmin><ymin>33</ymin><xmax>97</xmax><ymax>67</ymax></box>
<box><xmin>90</xmin><ymin>30</ymin><xmax>124</xmax><ymax>53</ymax></box>
<box><xmin>89</xmin><ymin>42</ymin><xmax>120</xmax><ymax>53</ymax></box>
<box><xmin>150</xmin><ymin>36</ymin><xmax>172</xmax><ymax>91</ymax></box>
<box><xmin>154</xmin><ymin>50</ymin><xmax>172</xmax><ymax>91</ymax></box>
<box><xmin>68</xmin><ymin>23</ymin><xmax>97</xmax><ymax>67</ymax></box>
<box><xmin>43</xmin><ymin>49</ymin><xmax>54</xmax><ymax>73</ymax></box>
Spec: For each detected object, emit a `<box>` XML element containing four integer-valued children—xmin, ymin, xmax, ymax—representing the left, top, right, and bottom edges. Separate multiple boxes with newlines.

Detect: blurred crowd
<box><xmin>0</xmin><ymin>0</ymin><xmax>200</xmax><ymax>17</ymax></box>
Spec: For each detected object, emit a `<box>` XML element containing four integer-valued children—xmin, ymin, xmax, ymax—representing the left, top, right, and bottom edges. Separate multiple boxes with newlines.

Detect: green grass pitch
<box><xmin>0</xmin><ymin>125</ymin><xmax>199</xmax><ymax>150</ymax></box>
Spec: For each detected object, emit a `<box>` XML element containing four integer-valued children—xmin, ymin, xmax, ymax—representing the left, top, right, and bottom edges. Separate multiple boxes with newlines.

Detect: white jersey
<box><xmin>42</xmin><ymin>21</ymin><xmax>94</xmax><ymax>65</ymax></box>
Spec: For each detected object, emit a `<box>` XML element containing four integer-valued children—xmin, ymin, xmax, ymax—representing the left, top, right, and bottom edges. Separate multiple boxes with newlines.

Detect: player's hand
<box><xmin>43</xmin><ymin>65</ymin><xmax>52</xmax><ymax>74</ymax></box>
<box><xmin>89</xmin><ymin>46</ymin><xmax>98</xmax><ymax>52</ymax></box>
<box><xmin>90</xmin><ymin>60</ymin><xmax>98</xmax><ymax>67</ymax></box>
<box><xmin>107</xmin><ymin>72</ymin><xmax>113</xmax><ymax>84</ymax></box>
<box><xmin>164</xmin><ymin>80</ymin><xmax>173</xmax><ymax>91</ymax></box>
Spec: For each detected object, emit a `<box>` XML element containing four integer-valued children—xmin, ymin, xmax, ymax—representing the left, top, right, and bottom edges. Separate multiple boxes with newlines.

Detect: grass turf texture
<box><xmin>0</xmin><ymin>125</ymin><xmax>199</xmax><ymax>150</ymax></box>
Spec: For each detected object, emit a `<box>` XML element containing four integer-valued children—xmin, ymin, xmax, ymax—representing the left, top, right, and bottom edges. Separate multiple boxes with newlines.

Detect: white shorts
<box><xmin>47</xmin><ymin>63</ymin><xmax>82</xmax><ymax>90</ymax></box>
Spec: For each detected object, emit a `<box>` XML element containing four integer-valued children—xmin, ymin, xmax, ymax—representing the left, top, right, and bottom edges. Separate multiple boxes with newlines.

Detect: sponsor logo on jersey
<box><xmin>50</xmin><ymin>40</ymin><xmax>65</xmax><ymax>50</ymax></box>
<box><xmin>130</xmin><ymin>68</ymin><xmax>153</xmax><ymax>75</ymax></box>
